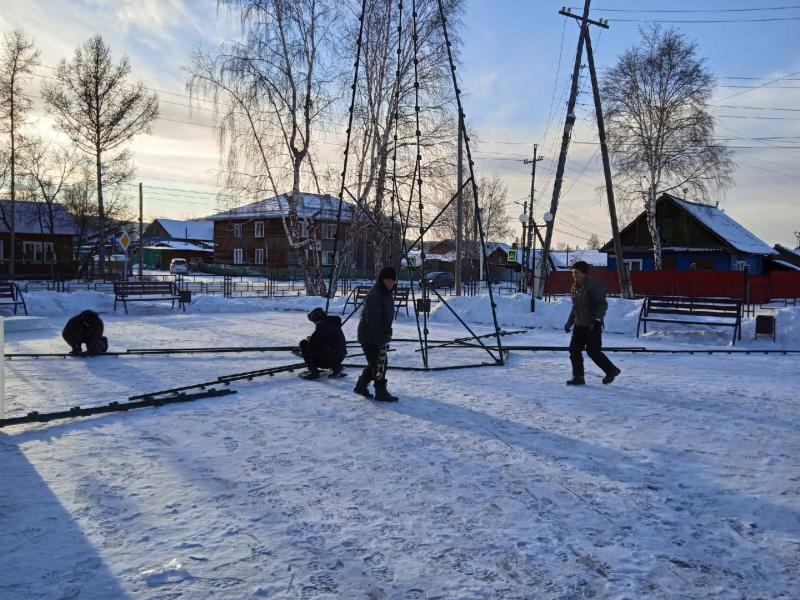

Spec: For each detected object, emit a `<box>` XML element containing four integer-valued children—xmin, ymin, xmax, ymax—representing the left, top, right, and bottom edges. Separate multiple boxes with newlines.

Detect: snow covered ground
<box><xmin>1</xmin><ymin>294</ymin><xmax>799</xmax><ymax>599</ymax></box>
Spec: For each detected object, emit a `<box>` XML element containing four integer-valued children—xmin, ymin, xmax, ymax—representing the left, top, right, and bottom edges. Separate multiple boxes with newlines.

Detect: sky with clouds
<box><xmin>2</xmin><ymin>0</ymin><xmax>799</xmax><ymax>248</ymax></box>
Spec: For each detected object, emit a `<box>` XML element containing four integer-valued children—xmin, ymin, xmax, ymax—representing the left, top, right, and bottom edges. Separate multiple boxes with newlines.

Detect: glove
<box><xmin>592</xmin><ymin>319</ymin><xmax>604</xmax><ymax>332</ymax></box>
<box><xmin>564</xmin><ymin>322</ymin><xmax>572</xmax><ymax>333</ymax></box>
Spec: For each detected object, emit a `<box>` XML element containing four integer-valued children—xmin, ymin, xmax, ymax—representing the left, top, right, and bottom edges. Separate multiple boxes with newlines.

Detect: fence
<box><xmin>543</xmin><ymin>269</ymin><xmax>800</xmax><ymax>305</ymax></box>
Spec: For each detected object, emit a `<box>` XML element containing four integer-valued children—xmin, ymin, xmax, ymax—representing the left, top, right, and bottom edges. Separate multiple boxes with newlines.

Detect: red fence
<box><xmin>543</xmin><ymin>269</ymin><xmax>800</xmax><ymax>303</ymax></box>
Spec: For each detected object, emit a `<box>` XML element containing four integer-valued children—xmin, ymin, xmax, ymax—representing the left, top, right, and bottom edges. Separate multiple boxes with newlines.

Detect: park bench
<box><xmin>637</xmin><ymin>295</ymin><xmax>742</xmax><ymax>344</ymax></box>
<box><xmin>393</xmin><ymin>286</ymin><xmax>410</xmax><ymax>317</ymax></box>
<box><xmin>113</xmin><ymin>281</ymin><xmax>184</xmax><ymax>315</ymax></box>
<box><xmin>342</xmin><ymin>285</ymin><xmax>371</xmax><ymax>314</ymax></box>
<box><xmin>0</xmin><ymin>282</ymin><xmax>28</xmax><ymax>315</ymax></box>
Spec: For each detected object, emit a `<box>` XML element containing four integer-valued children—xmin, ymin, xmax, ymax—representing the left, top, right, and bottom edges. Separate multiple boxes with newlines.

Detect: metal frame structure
<box><xmin>328</xmin><ymin>0</ymin><xmax>505</xmax><ymax>370</ymax></box>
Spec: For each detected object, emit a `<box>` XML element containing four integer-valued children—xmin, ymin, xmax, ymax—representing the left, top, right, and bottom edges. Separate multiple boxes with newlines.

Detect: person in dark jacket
<box><xmin>298</xmin><ymin>307</ymin><xmax>347</xmax><ymax>379</ymax></box>
<box><xmin>354</xmin><ymin>266</ymin><xmax>398</xmax><ymax>401</ymax></box>
<box><xmin>62</xmin><ymin>310</ymin><xmax>108</xmax><ymax>356</ymax></box>
<box><xmin>564</xmin><ymin>261</ymin><xmax>621</xmax><ymax>385</ymax></box>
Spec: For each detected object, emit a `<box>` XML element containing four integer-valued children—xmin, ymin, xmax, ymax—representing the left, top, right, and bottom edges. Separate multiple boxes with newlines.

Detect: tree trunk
<box><xmin>9</xmin><ymin>79</ymin><xmax>16</xmax><ymax>277</ymax></box>
<box><xmin>95</xmin><ymin>146</ymin><xmax>106</xmax><ymax>278</ymax></box>
<box><xmin>645</xmin><ymin>186</ymin><xmax>663</xmax><ymax>270</ymax></box>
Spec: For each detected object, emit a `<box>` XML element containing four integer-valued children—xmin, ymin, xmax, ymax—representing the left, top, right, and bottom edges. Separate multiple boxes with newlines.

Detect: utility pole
<box><xmin>138</xmin><ymin>183</ymin><xmax>144</xmax><ymax>280</ymax></box>
<box><xmin>580</xmin><ymin>13</ymin><xmax>632</xmax><ymax>298</ymax></box>
<box><xmin>536</xmin><ymin>0</ymin><xmax>592</xmax><ymax>299</ymax></box>
<box><xmin>455</xmin><ymin>113</ymin><xmax>464</xmax><ymax>295</ymax></box>
<box><xmin>523</xmin><ymin>144</ymin><xmax>543</xmax><ymax>293</ymax></box>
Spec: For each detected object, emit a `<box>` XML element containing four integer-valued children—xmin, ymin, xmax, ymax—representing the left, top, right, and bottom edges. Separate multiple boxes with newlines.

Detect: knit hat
<box><xmin>377</xmin><ymin>266</ymin><xmax>397</xmax><ymax>281</ymax></box>
<box><xmin>307</xmin><ymin>307</ymin><xmax>326</xmax><ymax>322</ymax></box>
<box><xmin>571</xmin><ymin>260</ymin><xmax>589</xmax><ymax>274</ymax></box>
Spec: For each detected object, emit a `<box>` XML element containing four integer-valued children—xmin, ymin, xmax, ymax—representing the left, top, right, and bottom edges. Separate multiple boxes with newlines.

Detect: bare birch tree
<box><xmin>0</xmin><ymin>29</ymin><xmax>40</xmax><ymax>275</ymax></box>
<box><xmin>347</xmin><ymin>0</ymin><xmax>462</xmax><ymax>271</ymax></box>
<box><xmin>602</xmin><ymin>26</ymin><xmax>734</xmax><ymax>269</ymax></box>
<box><xmin>18</xmin><ymin>136</ymin><xmax>81</xmax><ymax>272</ymax></box>
<box><xmin>42</xmin><ymin>35</ymin><xmax>158</xmax><ymax>277</ymax></box>
<box><xmin>188</xmin><ymin>0</ymin><xmax>344</xmax><ymax>295</ymax></box>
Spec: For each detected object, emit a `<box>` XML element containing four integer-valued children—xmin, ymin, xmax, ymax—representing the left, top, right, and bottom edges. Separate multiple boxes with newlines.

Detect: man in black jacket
<box><xmin>62</xmin><ymin>310</ymin><xmax>108</xmax><ymax>356</ymax></box>
<box><xmin>354</xmin><ymin>266</ymin><xmax>398</xmax><ymax>401</ymax></box>
<box><xmin>298</xmin><ymin>307</ymin><xmax>347</xmax><ymax>380</ymax></box>
<box><xmin>564</xmin><ymin>261</ymin><xmax>621</xmax><ymax>385</ymax></box>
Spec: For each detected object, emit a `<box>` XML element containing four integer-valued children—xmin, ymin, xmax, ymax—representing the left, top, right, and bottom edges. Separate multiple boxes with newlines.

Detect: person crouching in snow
<box><xmin>354</xmin><ymin>266</ymin><xmax>398</xmax><ymax>402</ymax></box>
<box><xmin>298</xmin><ymin>307</ymin><xmax>347</xmax><ymax>380</ymax></box>
<box><xmin>62</xmin><ymin>310</ymin><xmax>108</xmax><ymax>356</ymax></box>
<box><xmin>563</xmin><ymin>261</ymin><xmax>621</xmax><ymax>385</ymax></box>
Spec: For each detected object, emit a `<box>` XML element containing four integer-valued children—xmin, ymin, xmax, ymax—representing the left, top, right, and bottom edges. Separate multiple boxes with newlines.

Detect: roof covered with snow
<box><xmin>667</xmin><ymin>195</ymin><xmax>776</xmax><ymax>256</ymax></box>
<box><xmin>0</xmin><ymin>199</ymin><xmax>78</xmax><ymax>235</ymax></box>
<box><xmin>150</xmin><ymin>240</ymin><xmax>213</xmax><ymax>252</ymax></box>
<box><xmin>208</xmin><ymin>193</ymin><xmax>355</xmax><ymax>222</ymax></box>
<box><xmin>155</xmin><ymin>219</ymin><xmax>214</xmax><ymax>241</ymax></box>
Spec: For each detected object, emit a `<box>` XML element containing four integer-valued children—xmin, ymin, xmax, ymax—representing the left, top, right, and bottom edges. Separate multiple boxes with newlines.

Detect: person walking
<box><xmin>354</xmin><ymin>266</ymin><xmax>398</xmax><ymax>401</ymax></box>
<box><xmin>563</xmin><ymin>261</ymin><xmax>621</xmax><ymax>385</ymax></box>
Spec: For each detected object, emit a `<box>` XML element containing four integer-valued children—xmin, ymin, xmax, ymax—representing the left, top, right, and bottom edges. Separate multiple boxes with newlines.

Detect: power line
<box><xmin>569</xmin><ymin>5</ymin><xmax>800</xmax><ymax>13</ymax></box>
<box><xmin>607</xmin><ymin>16</ymin><xmax>800</xmax><ymax>24</ymax></box>
<box><xmin>717</xmin><ymin>70</ymin><xmax>800</xmax><ymax>102</ymax></box>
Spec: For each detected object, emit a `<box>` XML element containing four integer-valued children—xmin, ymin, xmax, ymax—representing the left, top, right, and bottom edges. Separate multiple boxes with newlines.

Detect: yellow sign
<box><xmin>119</xmin><ymin>230</ymin><xmax>131</xmax><ymax>251</ymax></box>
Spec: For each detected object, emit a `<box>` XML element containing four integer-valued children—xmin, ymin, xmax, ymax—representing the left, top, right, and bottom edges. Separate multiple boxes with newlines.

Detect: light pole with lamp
<box><xmin>517</xmin><ymin>206</ymin><xmax>528</xmax><ymax>292</ymax></box>
<box><xmin>536</xmin><ymin>211</ymin><xmax>555</xmax><ymax>300</ymax></box>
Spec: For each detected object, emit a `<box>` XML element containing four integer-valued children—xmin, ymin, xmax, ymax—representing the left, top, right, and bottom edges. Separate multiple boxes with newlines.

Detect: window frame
<box><xmin>233</xmin><ymin>223</ymin><xmax>243</xmax><ymax>238</ymax></box>
<box><xmin>233</xmin><ymin>248</ymin><xmax>244</xmax><ymax>265</ymax></box>
<box><xmin>254</xmin><ymin>248</ymin><xmax>265</xmax><ymax>264</ymax></box>
<box><xmin>254</xmin><ymin>221</ymin><xmax>265</xmax><ymax>238</ymax></box>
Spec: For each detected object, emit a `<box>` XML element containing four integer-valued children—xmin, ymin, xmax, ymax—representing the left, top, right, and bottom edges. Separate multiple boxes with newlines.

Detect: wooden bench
<box><xmin>0</xmin><ymin>282</ymin><xmax>28</xmax><ymax>315</ymax></box>
<box><xmin>113</xmin><ymin>281</ymin><xmax>184</xmax><ymax>315</ymax></box>
<box><xmin>342</xmin><ymin>285</ymin><xmax>371</xmax><ymax>314</ymax></box>
<box><xmin>393</xmin><ymin>286</ymin><xmax>410</xmax><ymax>317</ymax></box>
<box><xmin>637</xmin><ymin>295</ymin><xmax>743</xmax><ymax>344</ymax></box>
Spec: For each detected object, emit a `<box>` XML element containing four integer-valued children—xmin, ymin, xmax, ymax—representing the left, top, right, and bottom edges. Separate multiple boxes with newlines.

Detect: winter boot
<box><xmin>353</xmin><ymin>370</ymin><xmax>373</xmax><ymax>399</ymax></box>
<box><xmin>374</xmin><ymin>380</ymin><xmax>398</xmax><ymax>402</ymax></box>
<box><xmin>566</xmin><ymin>376</ymin><xmax>586</xmax><ymax>386</ymax></box>
<box><xmin>602</xmin><ymin>367</ymin><xmax>621</xmax><ymax>385</ymax></box>
<box><xmin>300</xmin><ymin>369</ymin><xmax>321</xmax><ymax>380</ymax></box>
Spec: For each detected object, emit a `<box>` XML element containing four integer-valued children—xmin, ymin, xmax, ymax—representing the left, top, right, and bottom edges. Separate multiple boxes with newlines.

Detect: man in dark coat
<box><xmin>62</xmin><ymin>310</ymin><xmax>108</xmax><ymax>356</ymax></box>
<box><xmin>298</xmin><ymin>307</ymin><xmax>347</xmax><ymax>380</ymax></box>
<box><xmin>354</xmin><ymin>266</ymin><xmax>398</xmax><ymax>401</ymax></box>
<box><xmin>564</xmin><ymin>261</ymin><xmax>621</xmax><ymax>385</ymax></box>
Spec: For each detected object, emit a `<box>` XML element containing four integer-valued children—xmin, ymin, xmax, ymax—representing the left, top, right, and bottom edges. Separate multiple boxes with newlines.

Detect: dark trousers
<box><xmin>63</xmin><ymin>332</ymin><xmax>108</xmax><ymax>355</ymax></box>
<box><xmin>299</xmin><ymin>339</ymin><xmax>341</xmax><ymax>374</ymax></box>
<box><xmin>569</xmin><ymin>326</ymin><xmax>616</xmax><ymax>377</ymax></box>
<box><xmin>360</xmin><ymin>341</ymin><xmax>388</xmax><ymax>383</ymax></box>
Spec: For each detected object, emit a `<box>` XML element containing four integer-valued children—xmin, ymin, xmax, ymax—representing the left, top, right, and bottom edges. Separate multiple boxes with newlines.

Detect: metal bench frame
<box><xmin>637</xmin><ymin>295</ymin><xmax>743</xmax><ymax>344</ymax></box>
<box><xmin>0</xmin><ymin>282</ymin><xmax>28</xmax><ymax>315</ymax></box>
<box><xmin>113</xmin><ymin>281</ymin><xmax>184</xmax><ymax>315</ymax></box>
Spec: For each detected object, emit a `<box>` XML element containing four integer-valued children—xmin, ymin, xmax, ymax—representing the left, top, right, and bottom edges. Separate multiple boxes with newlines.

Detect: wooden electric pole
<box><xmin>581</xmin><ymin>16</ymin><xmax>632</xmax><ymax>298</ymax></box>
<box><xmin>536</xmin><ymin>0</ymin><xmax>592</xmax><ymax>299</ymax></box>
<box><xmin>523</xmin><ymin>144</ymin><xmax>543</xmax><ymax>292</ymax></box>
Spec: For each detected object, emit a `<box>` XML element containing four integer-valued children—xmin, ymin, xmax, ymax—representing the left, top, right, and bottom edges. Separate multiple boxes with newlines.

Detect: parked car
<box><xmin>169</xmin><ymin>258</ymin><xmax>190</xmax><ymax>275</ymax></box>
<box><xmin>424</xmin><ymin>271</ymin><xmax>454</xmax><ymax>289</ymax></box>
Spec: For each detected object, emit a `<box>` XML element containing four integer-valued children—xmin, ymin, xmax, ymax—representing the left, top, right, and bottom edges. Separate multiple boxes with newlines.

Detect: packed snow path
<box><xmin>1</xmin><ymin>309</ymin><xmax>798</xmax><ymax>599</ymax></box>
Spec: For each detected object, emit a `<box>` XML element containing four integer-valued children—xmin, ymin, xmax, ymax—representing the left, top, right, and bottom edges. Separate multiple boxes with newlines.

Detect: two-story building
<box><xmin>209</xmin><ymin>193</ymin><xmax>376</xmax><ymax>273</ymax></box>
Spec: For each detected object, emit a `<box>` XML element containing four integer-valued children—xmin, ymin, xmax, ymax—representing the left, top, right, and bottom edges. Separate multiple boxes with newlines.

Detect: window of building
<box><xmin>233</xmin><ymin>248</ymin><xmax>244</xmax><ymax>264</ymax></box>
<box><xmin>22</xmin><ymin>241</ymin><xmax>54</xmax><ymax>262</ymax></box>
<box><xmin>254</xmin><ymin>248</ymin><xmax>265</xmax><ymax>264</ymax></box>
<box><xmin>323</xmin><ymin>224</ymin><xmax>337</xmax><ymax>240</ymax></box>
<box><xmin>233</xmin><ymin>223</ymin><xmax>243</xmax><ymax>238</ymax></box>
<box><xmin>321</xmin><ymin>251</ymin><xmax>335</xmax><ymax>266</ymax></box>
<box><xmin>254</xmin><ymin>221</ymin><xmax>265</xmax><ymax>238</ymax></box>
<box><xmin>300</xmin><ymin>221</ymin><xmax>309</xmax><ymax>239</ymax></box>
<box><xmin>690</xmin><ymin>257</ymin><xmax>715</xmax><ymax>271</ymax></box>
<box><xmin>623</xmin><ymin>258</ymin><xmax>643</xmax><ymax>273</ymax></box>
